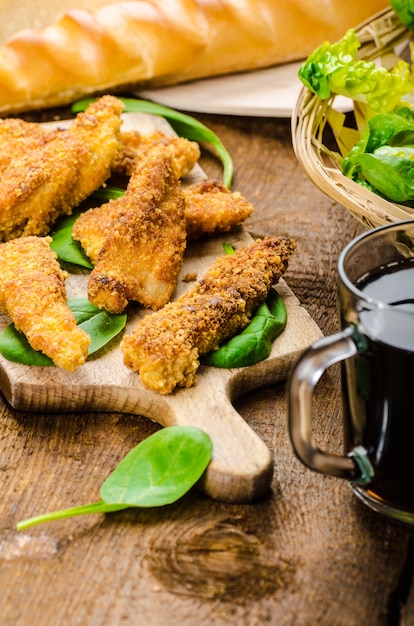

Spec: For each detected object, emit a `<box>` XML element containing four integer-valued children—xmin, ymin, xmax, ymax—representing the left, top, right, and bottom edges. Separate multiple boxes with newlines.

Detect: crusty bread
<box><xmin>0</xmin><ymin>0</ymin><xmax>388</xmax><ymax>114</ymax></box>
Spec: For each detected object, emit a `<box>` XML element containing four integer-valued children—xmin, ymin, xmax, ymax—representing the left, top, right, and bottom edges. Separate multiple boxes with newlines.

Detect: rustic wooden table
<box><xmin>1</xmin><ymin>102</ymin><xmax>414</xmax><ymax>626</ymax></box>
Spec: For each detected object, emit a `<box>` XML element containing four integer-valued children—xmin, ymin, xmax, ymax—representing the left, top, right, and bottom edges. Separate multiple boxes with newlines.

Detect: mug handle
<box><xmin>288</xmin><ymin>326</ymin><xmax>373</xmax><ymax>483</ymax></box>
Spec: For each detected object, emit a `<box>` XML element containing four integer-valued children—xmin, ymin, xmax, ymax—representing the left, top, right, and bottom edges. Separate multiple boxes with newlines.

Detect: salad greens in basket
<box><xmin>390</xmin><ymin>0</ymin><xmax>414</xmax><ymax>29</ymax></box>
<box><xmin>298</xmin><ymin>27</ymin><xmax>413</xmax><ymax>113</ymax></box>
<box><xmin>298</xmin><ymin>0</ymin><xmax>414</xmax><ymax>205</ymax></box>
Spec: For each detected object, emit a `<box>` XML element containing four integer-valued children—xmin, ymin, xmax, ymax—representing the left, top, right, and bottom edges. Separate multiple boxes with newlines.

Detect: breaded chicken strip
<box><xmin>0</xmin><ymin>95</ymin><xmax>124</xmax><ymax>241</ymax></box>
<box><xmin>80</xmin><ymin>146</ymin><xmax>186</xmax><ymax>314</ymax></box>
<box><xmin>0</xmin><ymin>236</ymin><xmax>90</xmax><ymax>371</ymax></box>
<box><xmin>121</xmin><ymin>237</ymin><xmax>296</xmax><ymax>394</ymax></box>
<box><xmin>183</xmin><ymin>179</ymin><xmax>254</xmax><ymax>241</ymax></box>
<box><xmin>72</xmin><ymin>177</ymin><xmax>253</xmax><ymax>259</ymax></box>
<box><xmin>0</xmin><ymin>118</ymin><xmax>58</xmax><ymax>175</ymax></box>
<box><xmin>113</xmin><ymin>129</ymin><xmax>200</xmax><ymax>178</ymax></box>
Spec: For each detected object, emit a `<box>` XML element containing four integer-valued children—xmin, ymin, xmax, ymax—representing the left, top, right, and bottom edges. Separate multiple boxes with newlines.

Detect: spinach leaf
<box><xmin>0</xmin><ymin>298</ymin><xmax>127</xmax><ymax>366</ymax></box>
<box><xmin>100</xmin><ymin>425</ymin><xmax>212</xmax><ymax>506</ymax></box>
<box><xmin>222</xmin><ymin>241</ymin><xmax>236</xmax><ymax>256</ymax></box>
<box><xmin>16</xmin><ymin>426</ymin><xmax>213</xmax><ymax>530</ymax></box>
<box><xmin>202</xmin><ymin>288</ymin><xmax>287</xmax><ymax>368</ymax></box>
<box><xmin>50</xmin><ymin>190</ymin><xmax>128</xmax><ymax>267</ymax></box>
<box><xmin>91</xmin><ymin>186</ymin><xmax>125</xmax><ymax>201</ymax></box>
<box><xmin>346</xmin><ymin>149</ymin><xmax>414</xmax><ymax>203</ymax></box>
<box><xmin>69</xmin><ymin>298</ymin><xmax>127</xmax><ymax>354</ymax></box>
<box><xmin>342</xmin><ymin>108</ymin><xmax>414</xmax><ymax>203</ymax></box>
<box><xmin>0</xmin><ymin>325</ymin><xmax>53</xmax><ymax>367</ymax></box>
<box><xmin>50</xmin><ymin>212</ymin><xmax>93</xmax><ymax>269</ymax></box>
<box><xmin>72</xmin><ymin>97</ymin><xmax>234</xmax><ymax>188</ymax></box>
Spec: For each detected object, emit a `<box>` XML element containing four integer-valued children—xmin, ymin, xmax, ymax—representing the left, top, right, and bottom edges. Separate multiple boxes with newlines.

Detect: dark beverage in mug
<box><xmin>343</xmin><ymin>259</ymin><xmax>414</xmax><ymax>513</ymax></box>
<box><xmin>288</xmin><ymin>221</ymin><xmax>414</xmax><ymax>524</ymax></box>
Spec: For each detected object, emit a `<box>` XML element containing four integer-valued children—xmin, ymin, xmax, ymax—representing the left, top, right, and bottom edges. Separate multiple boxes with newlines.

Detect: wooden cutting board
<box><xmin>0</xmin><ymin>112</ymin><xmax>323</xmax><ymax>504</ymax></box>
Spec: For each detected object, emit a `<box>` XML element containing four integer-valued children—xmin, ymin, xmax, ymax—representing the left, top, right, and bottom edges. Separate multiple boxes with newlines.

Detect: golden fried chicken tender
<box><xmin>121</xmin><ymin>237</ymin><xmax>296</xmax><ymax>394</ymax></box>
<box><xmin>114</xmin><ymin>129</ymin><xmax>200</xmax><ymax>178</ymax></box>
<box><xmin>183</xmin><ymin>179</ymin><xmax>254</xmax><ymax>241</ymax></box>
<box><xmin>0</xmin><ymin>236</ymin><xmax>90</xmax><ymax>371</ymax></box>
<box><xmin>73</xmin><ymin>176</ymin><xmax>253</xmax><ymax>258</ymax></box>
<box><xmin>80</xmin><ymin>146</ymin><xmax>186</xmax><ymax>314</ymax></box>
<box><xmin>0</xmin><ymin>95</ymin><xmax>124</xmax><ymax>241</ymax></box>
<box><xmin>0</xmin><ymin>118</ymin><xmax>58</xmax><ymax>175</ymax></box>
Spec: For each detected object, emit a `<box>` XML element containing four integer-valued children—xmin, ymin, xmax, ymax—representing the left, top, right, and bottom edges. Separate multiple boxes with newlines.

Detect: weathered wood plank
<box><xmin>0</xmin><ymin>107</ymin><xmax>412</xmax><ymax>626</ymax></box>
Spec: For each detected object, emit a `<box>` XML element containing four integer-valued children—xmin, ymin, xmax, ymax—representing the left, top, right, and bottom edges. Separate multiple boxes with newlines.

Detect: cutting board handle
<box><xmin>157</xmin><ymin>373</ymin><xmax>274</xmax><ymax>504</ymax></box>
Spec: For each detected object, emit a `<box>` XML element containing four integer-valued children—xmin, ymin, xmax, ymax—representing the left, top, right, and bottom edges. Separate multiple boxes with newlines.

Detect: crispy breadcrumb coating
<box><xmin>183</xmin><ymin>179</ymin><xmax>254</xmax><ymax>241</ymax></box>
<box><xmin>114</xmin><ymin>129</ymin><xmax>201</xmax><ymax>178</ymax></box>
<box><xmin>0</xmin><ymin>236</ymin><xmax>90</xmax><ymax>371</ymax></box>
<box><xmin>121</xmin><ymin>237</ymin><xmax>296</xmax><ymax>394</ymax></box>
<box><xmin>72</xmin><ymin>177</ymin><xmax>253</xmax><ymax>259</ymax></box>
<box><xmin>0</xmin><ymin>95</ymin><xmax>124</xmax><ymax>241</ymax></box>
<box><xmin>82</xmin><ymin>146</ymin><xmax>186</xmax><ymax>314</ymax></box>
<box><xmin>0</xmin><ymin>118</ymin><xmax>58</xmax><ymax>175</ymax></box>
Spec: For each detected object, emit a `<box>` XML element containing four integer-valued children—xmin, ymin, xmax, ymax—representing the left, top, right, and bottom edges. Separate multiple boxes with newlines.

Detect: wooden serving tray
<box><xmin>0</xmin><ymin>113</ymin><xmax>323</xmax><ymax>504</ymax></box>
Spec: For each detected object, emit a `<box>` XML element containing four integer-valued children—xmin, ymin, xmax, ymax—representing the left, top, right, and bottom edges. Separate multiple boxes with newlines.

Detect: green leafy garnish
<box><xmin>49</xmin><ymin>191</ymin><xmax>125</xmax><ymax>267</ymax></box>
<box><xmin>202</xmin><ymin>288</ymin><xmax>287</xmax><ymax>368</ymax></box>
<box><xmin>69</xmin><ymin>298</ymin><xmax>127</xmax><ymax>353</ymax></box>
<box><xmin>16</xmin><ymin>426</ymin><xmax>213</xmax><ymax>529</ymax></box>
<box><xmin>222</xmin><ymin>242</ymin><xmax>236</xmax><ymax>256</ymax></box>
<box><xmin>91</xmin><ymin>186</ymin><xmax>125</xmax><ymax>201</ymax></box>
<box><xmin>0</xmin><ymin>325</ymin><xmax>54</xmax><ymax>367</ymax></box>
<box><xmin>0</xmin><ymin>298</ymin><xmax>127</xmax><ymax>366</ymax></box>
<box><xmin>391</xmin><ymin>0</ymin><xmax>414</xmax><ymax>30</ymax></box>
<box><xmin>342</xmin><ymin>106</ymin><xmax>414</xmax><ymax>203</ymax></box>
<box><xmin>50</xmin><ymin>212</ymin><xmax>93</xmax><ymax>269</ymax></box>
<box><xmin>72</xmin><ymin>97</ymin><xmax>233</xmax><ymax>188</ymax></box>
<box><xmin>298</xmin><ymin>28</ymin><xmax>414</xmax><ymax>113</ymax></box>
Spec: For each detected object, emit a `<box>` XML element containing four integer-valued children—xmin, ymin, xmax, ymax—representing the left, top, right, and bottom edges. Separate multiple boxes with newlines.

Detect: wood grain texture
<box><xmin>0</xmin><ymin>105</ymin><xmax>413</xmax><ymax>626</ymax></box>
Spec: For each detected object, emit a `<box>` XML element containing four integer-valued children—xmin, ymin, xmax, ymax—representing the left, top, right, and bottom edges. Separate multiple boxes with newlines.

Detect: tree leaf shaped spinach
<box><xmin>17</xmin><ymin>426</ymin><xmax>213</xmax><ymax>530</ymax></box>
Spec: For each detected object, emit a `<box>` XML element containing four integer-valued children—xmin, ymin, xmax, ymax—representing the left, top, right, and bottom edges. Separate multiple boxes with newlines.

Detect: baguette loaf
<box><xmin>0</xmin><ymin>0</ymin><xmax>388</xmax><ymax>114</ymax></box>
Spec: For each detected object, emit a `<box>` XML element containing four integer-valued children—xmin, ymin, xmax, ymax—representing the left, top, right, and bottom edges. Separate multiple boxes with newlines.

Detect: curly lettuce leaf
<box><xmin>298</xmin><ymin>29</ymin><xmax>414</xmax><ymax>112</ymax></box>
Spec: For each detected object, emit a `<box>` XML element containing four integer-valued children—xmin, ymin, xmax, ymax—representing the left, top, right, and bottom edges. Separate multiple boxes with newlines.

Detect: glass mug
<box><xmin>288</xmin><ymin>220</ymin><xmax>414</xmax><ymax>524</ymax></box>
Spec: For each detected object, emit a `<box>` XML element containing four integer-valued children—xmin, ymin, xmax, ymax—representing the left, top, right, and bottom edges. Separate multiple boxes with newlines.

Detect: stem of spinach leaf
<box><xmin>72</xmin><ymin>97</ymin><xmax>233</xmax><ymax>188</ymax></box>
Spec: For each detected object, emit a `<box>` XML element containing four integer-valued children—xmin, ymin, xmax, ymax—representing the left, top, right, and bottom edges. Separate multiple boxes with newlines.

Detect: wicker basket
<box><xmin>292</xmin><ymin>7</ymin><xmax>414</xmax><ymax>229</ymax></box>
